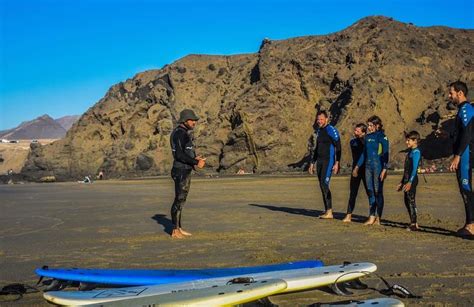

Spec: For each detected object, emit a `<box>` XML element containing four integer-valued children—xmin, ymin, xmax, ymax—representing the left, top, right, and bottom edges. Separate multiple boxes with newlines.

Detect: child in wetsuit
<box><xmin>397</xmin><ymin>131</ymin><xmax>422</xmax><ymax>231</ymax></box>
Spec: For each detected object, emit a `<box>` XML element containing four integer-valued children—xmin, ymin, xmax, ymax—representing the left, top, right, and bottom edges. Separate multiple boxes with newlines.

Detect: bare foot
<box><xmin>407</xmin><ymin>223</ymin><xmax>419</xmax><ymax>231</ymax></box>
<box><xmin>457</xmin><ymin>224</ymin><xmax>474</xmax><ymax>236</ymax></box>
<box><xmin>373</xmin><ymin>217</ymin><xmax>381</xmax><ymax>226</ymax></box>
<box><xmin>179</xmin><ymin>228</ymin><xmax>192</xmax><ymax>236</ymax></box>
<box><xmin>342</xmin><ymin>214</ymin><xmax>352</xmax><ymax>223</ymax></box>
<box><xmin>364</xmin><ymin>216</ymin><xmax>376</xmax><ymax>225</ymax></box>
<box><xmin>319</xmin><ymin>210</ymin><xmax>333</xmax><ymax>219</ymax></box>
<box><xmin>171</xmin><ymin>229</ymin><xmax>184</xmax><ymax>239</ymax></box>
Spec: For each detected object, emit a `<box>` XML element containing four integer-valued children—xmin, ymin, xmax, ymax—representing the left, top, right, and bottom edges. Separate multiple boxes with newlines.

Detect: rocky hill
<box><xmin>0</xmin><ymin>115</ymin><xmax>67</xmax><ymax>140</ymax></box>
<box><xmin>55</xmin><ymin>115</ymin><xmax>80</xmax><ymax>131</ymax></box>
<box><xmin>0</xmin><ymin>115</ymin><xmax>79</xmax><ymax>140</ymax></box>
<box><xmin>21</xmin><ymin>16</ymin><xmax>474</xmax><ymax>181</ymax></box>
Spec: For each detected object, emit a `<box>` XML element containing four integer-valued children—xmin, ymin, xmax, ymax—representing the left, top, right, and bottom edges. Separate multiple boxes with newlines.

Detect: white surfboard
<box><xmin>84</xmin><ymin>279</ymin><xmax>287</xmax><ymax>306</ymax></box>
<box><xmin>318</xmin><ymin>297</ymin><xmax>404</xmax><ymax>306</ymax></box>
<box><xmin>43</xmin><ymin>262</ymin><xmax>376</xmax><ymax>306</ymax></box>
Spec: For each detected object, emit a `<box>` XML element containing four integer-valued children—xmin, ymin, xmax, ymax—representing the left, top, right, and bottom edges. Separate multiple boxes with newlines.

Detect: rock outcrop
<box><xmin>22</xmin><ymin>16</ymin><xmax>474</xmax><ymax>181</ymax></box>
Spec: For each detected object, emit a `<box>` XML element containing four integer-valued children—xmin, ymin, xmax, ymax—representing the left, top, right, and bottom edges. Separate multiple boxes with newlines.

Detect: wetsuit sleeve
<box><xmin>173</xmin><ymin>130</ymin><xmax>198</xmax><ymax>166</ymax></box>
<box><xmin>310</xmin><ymin>131</ymin><xmax>318</xmax><ymax>164</ymax></box>
<box><xmin>356</xmin><ymin>145</ymin><xmax>365</xmax><ymax>167</ymax></box>
<box><xmin>381</xmin><ymin>135</ymin><xmax>389</xmax><ymax>169</ymax></box>
<box><xmin>453</xmin><ymin>106</ymin><xmax>474</xmax><ymax>156</ymax></box>
<box><xmin>409</xmin><ymin>150</ymin><xmax>421</xmax><ymax>183</ymax></box>
<box><xmin>329</xmin><ymin>126</ymin><xmax>341</xmax><ymax>162</ymax></box>
<box><xmin>335</xmin><ymin>138</ymin><xmax>341</xmax><ymax>162</ymax></box>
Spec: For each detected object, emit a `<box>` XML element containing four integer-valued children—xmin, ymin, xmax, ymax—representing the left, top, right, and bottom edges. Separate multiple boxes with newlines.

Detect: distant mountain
<box><xmin>55</xmin><ymin>115</ymin><xmax>80</xmax><ymax>130</ymax></box>
<box><xmin>0</xmin><ymin>115</ymin><xmax>67</xmax><ymax>139</ymax></box>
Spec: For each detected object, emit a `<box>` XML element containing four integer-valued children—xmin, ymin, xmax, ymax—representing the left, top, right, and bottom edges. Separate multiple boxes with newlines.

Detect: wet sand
<box><xmin>0</xmin><ymin>173</ymin><xmax>473</xmax><ymax>306</ymax></box>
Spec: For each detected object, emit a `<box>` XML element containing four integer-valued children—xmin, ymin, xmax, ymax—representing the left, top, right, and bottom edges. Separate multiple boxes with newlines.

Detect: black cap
<box><xmin>178</xmin><ymin>109</ymin><xmax>199</xmax><ymax>123</ymax></box>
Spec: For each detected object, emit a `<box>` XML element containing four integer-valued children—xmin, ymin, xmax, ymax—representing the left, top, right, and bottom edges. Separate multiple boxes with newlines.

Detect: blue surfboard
<box><xmin>36</xmin><ymin>260</ymin><xmax>323</xmax><ymax>287</ymax></box>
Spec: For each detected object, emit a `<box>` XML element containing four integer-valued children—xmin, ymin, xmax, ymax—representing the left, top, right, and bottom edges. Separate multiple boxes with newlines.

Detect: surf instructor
<box><xmin>169</xmin><ymin>109</ymin><xmax>206</xmax><ymax>239</ymax></box>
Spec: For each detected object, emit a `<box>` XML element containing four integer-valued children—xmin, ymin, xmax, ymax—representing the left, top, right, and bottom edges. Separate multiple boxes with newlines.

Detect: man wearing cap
<box><xmin>169</xmin><ymin>109</ymin><xmax>206</xmax><ymax>238</ymax></box>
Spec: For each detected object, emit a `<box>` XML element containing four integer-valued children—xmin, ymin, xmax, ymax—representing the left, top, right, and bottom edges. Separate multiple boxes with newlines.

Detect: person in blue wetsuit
<box><xmin>448</xmin><ymin>81</ymin><xmax>474</xmax><ymax>237</ymax></box>
<box><xmin>308</xmin><ymin>110</ymin><xmax>341</xmax><ymax>219</ymax></box>
<box><xmin>343</xmin><ymin>123</ymin><xmax>370</xmax><ymax>223</ymax></box>
<box><xmin>397</xmin><ymin>131</ymin><xmax>422</xmax><ymax>231</ymax></box>
<box><xmin>352</xmin><ymin>115</ymin><xmax>389</xmax><ymax>225</ymax></box>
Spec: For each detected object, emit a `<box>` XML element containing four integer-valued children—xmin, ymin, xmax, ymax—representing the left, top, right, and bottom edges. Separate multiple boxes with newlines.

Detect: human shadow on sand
<box><xmin>379</xmin><ymin>219</ymin><xmax>471</xmax><ymax>239</ymax></box>
<box><xmin>249</xmin><ymin>203</ymin><xmax>367</xmax><ymax>222</ymax></box>
<box><xmin>249</xmin><ymin>204</ymin><xmax>471</xmax><ymax>239</ymax></box>
<box><xmin>151</xmin><ymin>214</ymin><xmax>173</xmax><ymax>235</ymax></box>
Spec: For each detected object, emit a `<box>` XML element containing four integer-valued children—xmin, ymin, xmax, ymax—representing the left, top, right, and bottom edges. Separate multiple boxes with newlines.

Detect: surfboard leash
<box><xmin>0</xmin><ymin>283</ymin><xmax>41</xmax><ymax>302</ymax></box>
<box><xmin>332</xmin><ymin>270</ymin><xmax>422</xmax><ymax>299</ymax></box>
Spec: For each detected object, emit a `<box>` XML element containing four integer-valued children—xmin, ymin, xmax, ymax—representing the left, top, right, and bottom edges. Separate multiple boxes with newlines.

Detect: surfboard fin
<box><xmin>330</xmin><ymin>282</ymin><xmax>353</xmax><ymax>296</ymax></box>
<box><xmin>42</xmin><ymin>279</ymin><xmax>71</xmax><ymax>292</ymax></box>
<box><xmin>343</xmin><ymin>278</ymin><xmax>368</xmax><ymax>290</ymax></box>
<box><xmin>78</xmin><ymin>282</ymin><xmax>97</xmax><ymax>291</ymax></box>
<box><xmin>227</xmin><ymin>277</ymin><xmax>254</xmax><ymax>284</ymax></box>
<box><xmin>254</xmin><ymin>296</ymin><xmax>278</xmax><ymax>306</ymax></box>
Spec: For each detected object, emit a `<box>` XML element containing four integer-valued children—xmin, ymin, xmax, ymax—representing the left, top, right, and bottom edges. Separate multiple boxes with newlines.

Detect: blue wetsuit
<box><xmin>311</xmin><ymin>125</ymin><xmax>341</xmax><ymax>212</ymax></box>
<box><xmin>357</xmin><ymin>130</ymin><xmax>389</xmax><ymax>218</ymax></box>
<box><xmin>452</xmin><ymin>101</ymin><xmax>474</xmax><ymax>225</ymax></box>
<box><xmin>401</xmin><ymin>148</ymin><xmax>421</xmax><ymax>224</ymax></box>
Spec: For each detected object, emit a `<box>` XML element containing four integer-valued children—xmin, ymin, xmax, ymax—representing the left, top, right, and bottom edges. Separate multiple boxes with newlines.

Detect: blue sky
<box><xmin>0</xmin><ymin>0</ymin><xmax>473</xmax><ymax>130</ymax></box>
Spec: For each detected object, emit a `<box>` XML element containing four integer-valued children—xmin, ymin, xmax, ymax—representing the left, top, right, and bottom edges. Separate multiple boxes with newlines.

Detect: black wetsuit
<box><xmin>452</xmin><ymin>101</ymin><xmax>474</xmax><ymax>225</ymax></box>
<box><xmin>347</xmin><ymin>137</ymin><xmax>369</xmax><ymax>214</ymax></box>
<box><xmin>311</xmin><ymin>125</ymin><xmax>341</xmax><ymax>211</ymax></box>
<box><xmin>170</xmin><ymin>124</ymin><xmax>198</xmax><ymax>229</ymax></box>
<box><xmin>401</xmin><ymin>148</ymin><xmax>421</xmax><ymax>224</ymax></box>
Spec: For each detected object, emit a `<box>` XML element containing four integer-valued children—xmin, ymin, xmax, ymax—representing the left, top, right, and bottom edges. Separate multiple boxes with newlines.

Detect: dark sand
<box><xmin>0</xmin><ymin>173</ymin><xmax>473</xmax><ymax>306</ymax></box>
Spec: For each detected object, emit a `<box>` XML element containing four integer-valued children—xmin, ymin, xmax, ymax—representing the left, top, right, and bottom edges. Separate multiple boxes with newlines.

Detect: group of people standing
<box><xmin>309</xmin><ymin>110</ymin><xmax>419</xmax><ymax>229</ymax></box>
<box><xmin>168</xmin><ymin>81</ymin><xmax>473</xmax><ymax>239</ymax></box>
<box><xmin>310</xmin><ymin>80</ymin><xmax>473</xmax><ymax>236</ymax></box>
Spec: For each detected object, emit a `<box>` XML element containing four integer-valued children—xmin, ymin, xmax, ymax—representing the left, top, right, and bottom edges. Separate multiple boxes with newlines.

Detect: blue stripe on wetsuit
<box><xmin>458</xmin><ymin>102</ymin><xmax>474</xmax><ymax>191</ymax></box>
<box><xmin>461</xmin><ymin>148</ymin><xmax>471</xmax><ymax>191</ymax></box>
<box><xmin>325</xmin><ymin>125</ymin><xmax>340</xmax><ymax>183</ymax></box>
<box><xmin>409</xmin><ymin>148</ymin><xmax>421</xmax><ymax>183</ymax></box>
<box><xmin>327</xmin><ymin>144</ymin><xmax>334</xmax><ymax>183</ymax></box>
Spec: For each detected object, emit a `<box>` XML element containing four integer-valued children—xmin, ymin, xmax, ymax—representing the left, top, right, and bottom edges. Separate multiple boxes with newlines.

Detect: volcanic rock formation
<box><xmin>22</xmin><ymin>16</ymin><xmax>474</xmax><ymax>180</ymax></box>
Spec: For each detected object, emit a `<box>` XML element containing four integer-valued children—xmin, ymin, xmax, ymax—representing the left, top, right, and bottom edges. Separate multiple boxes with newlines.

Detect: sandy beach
<box><xmin>0</xmin><ymin>173</ymin><xmax>473</xmax><ymax>306</ymax></box>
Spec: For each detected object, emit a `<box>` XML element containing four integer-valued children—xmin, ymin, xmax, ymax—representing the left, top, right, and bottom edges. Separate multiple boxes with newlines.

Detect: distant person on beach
<box><xmin>352</xmin><ymin>115</ymin><xmax>389</xmax><ymax>226</ymax></box>
<box><xmin>343</xmin><ymin>123</ymin><xmax>369</xmax><ymax>223</ymax></box>
<box><xmin>397</xmin><ymin>131</ymin><xmax>422</xmax><ymax>231</ymax></box>
<box><xmin>308</xmin><ymin>110</ymin><xmax>341</xmax><ymax>219</ymax></box>
<box><xmin>97</xmin><ymin>170</ymin><xmax>104</xmax><ymax>180</ymax></box>
<box><xmin>447</xmin><ymin>81</ymin><xmax>474</xmax><ymax>236</ymax></box>
<box><xmin>169</xmin><ymin>109</ymin><xmax>206</xmax><ymax>239</ymax></box>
